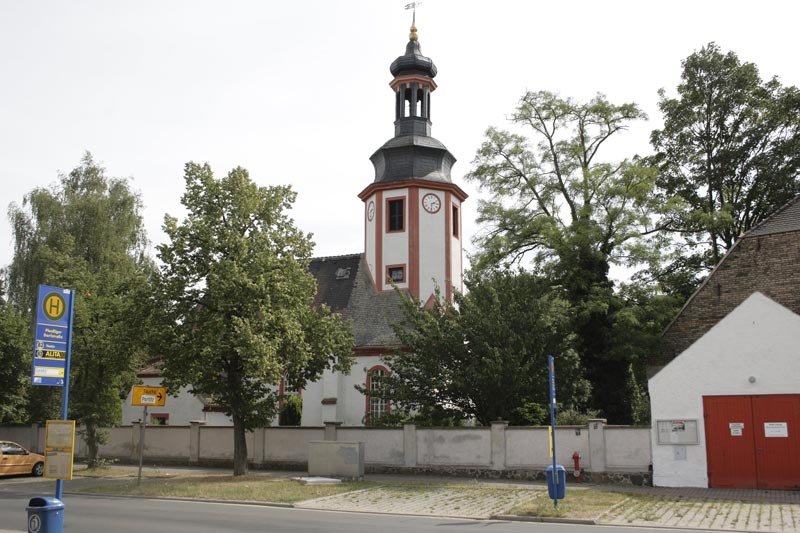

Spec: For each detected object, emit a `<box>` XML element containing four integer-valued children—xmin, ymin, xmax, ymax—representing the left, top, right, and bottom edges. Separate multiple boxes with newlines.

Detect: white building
<box><xmin>650</xmin><ymin>197</ymin><xmax>800</xmax><ymax>490</ymax></box>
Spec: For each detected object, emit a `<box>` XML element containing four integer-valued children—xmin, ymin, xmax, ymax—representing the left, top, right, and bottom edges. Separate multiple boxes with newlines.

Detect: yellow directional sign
<box><xmin>131</xmin><ymin>385</ymin><xmax>167</xmax><ymax>407</ymax></box>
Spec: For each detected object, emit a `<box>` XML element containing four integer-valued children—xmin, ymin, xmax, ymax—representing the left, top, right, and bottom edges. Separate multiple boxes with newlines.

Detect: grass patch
<box><xmin>74</xmin><ymin>465</ymin><xmax>177</xmax><ymax>479</ymax></box>
<box><xmin>510</xmin><ymin>488</ymin><xmax>631</xmax><ymax>519</ymax></box>
<box><xmin>73</xmin><ymin>475</ymin><xmax>369</xmax><ymax>503</ymax></box>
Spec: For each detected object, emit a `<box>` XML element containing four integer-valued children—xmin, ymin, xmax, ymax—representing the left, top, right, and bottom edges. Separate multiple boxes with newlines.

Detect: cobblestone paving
<box><xmin>296</xmin><ymin>484</ymin><xmax>545</xmax><ymax>519</ymax></box>
<box><xmin>599</xmin><ymin>497</ymin><xmax>800</xmax><ymax>532</ymax></box>
<box><xmin>297</xmin><ymin>482</ymin><xmax>800</xmax><ymax>532</ymax></box>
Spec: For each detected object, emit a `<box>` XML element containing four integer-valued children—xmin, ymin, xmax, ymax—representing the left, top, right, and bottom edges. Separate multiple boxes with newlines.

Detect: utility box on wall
<box><xmin>308</xmin><ymin>441</ymin><xmax>365</xmax><ymax>479</ymax></box>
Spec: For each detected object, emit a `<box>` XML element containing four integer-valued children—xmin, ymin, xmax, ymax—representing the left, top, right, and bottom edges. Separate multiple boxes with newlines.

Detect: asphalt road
<box><xmin>0</xmin><ymin>479</ymin><xmax>707</xmax><ymax>533</ymax></box>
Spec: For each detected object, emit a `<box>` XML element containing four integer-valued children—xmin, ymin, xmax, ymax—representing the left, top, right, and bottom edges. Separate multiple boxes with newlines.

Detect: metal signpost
<box><xmin>130</xmin><ymin>385</ymin><xmax>167</xmax><ymax>484</ymax></box>
<box><xmin>548</xmin><ymin>354</ymin><xmax>560</xmax><ymax>508</ymax></box>
<box><xmin>31</xmin><ymin>284</ymin><xmax>75</xmax><ymax>516</ymax></box>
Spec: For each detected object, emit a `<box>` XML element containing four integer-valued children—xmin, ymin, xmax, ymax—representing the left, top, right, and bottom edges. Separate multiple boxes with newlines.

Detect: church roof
<box><xmin>743</xmin><ymin>194</ymin><xmax>800</xmax><ymax>237</ymax></box>
<box><xmin>310</xmin><ymin>253</ymin><xmax>404</xmax><ymax>349</ymax></box>
<box><xmin>389</xmin><ymin>27</ymin><xmax>437</xmax><ymax>78</ymax></box>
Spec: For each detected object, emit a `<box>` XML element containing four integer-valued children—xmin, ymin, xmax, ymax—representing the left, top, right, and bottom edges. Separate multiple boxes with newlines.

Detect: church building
<box><xmin>123</xmin><ymin>23</ymin><xmax>468</xmax><ymax>427</ymax></box>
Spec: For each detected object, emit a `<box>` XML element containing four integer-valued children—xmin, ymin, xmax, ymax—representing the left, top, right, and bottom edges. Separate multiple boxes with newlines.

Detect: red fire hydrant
<box><xmin>572</xmin><ymin>451</ymin><xmax>582</xmax><ymax>483</ymax></box>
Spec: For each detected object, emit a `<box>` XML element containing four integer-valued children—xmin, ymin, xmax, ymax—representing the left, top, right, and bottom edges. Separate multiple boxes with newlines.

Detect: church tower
<box><xmin>358</xmin><ymin>23</ymin><xmax>467</xmax><ymax>304</ymax></box>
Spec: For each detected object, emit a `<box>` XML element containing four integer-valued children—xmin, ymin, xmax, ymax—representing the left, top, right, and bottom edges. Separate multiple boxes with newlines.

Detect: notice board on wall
<box><xmin>657</xmin><ymin>419</ymin><xmax>699</xmax><ymax>444</ymax></box>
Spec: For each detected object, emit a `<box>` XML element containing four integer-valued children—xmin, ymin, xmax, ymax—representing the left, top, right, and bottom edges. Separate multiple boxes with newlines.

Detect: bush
<box><xmin>278</xmin><ymin>395</ymin><xmax>302</xmax><ymax>426</ymax></box>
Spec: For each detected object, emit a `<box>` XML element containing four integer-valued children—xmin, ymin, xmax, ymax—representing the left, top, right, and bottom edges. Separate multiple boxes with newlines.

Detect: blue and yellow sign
<box><xmin>32</xmin><ymin>285</ymin><xmax>73</xmax><ymax>387</ymax></box>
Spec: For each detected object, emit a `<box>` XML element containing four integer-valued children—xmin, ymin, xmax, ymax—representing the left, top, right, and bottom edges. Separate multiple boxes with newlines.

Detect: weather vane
<box><xmin>405</xmin><ymin>1</ymin><xmax>422</xmax><ymax>26</ymax></box>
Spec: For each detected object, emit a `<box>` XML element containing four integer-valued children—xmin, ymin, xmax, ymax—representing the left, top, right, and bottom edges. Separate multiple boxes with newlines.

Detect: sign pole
<box><xmin>548</xmin><ymin>354</ymin><xmax>558</xmax><ymax>508</ymax></box>
<box><xmin>55</xmin><ymin>289</ymin><xmax>75</xmax><ymax>501</ymax></box>
<box><xmin>137</xmin><ymin>406</ymin><xmax>147</xmax><ymax>485</ymax></box>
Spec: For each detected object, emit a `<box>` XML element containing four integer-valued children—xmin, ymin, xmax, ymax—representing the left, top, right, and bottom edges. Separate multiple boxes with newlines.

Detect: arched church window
<box><xmin>365</xmin><ymin>365</ymin><xmax>390</xmax><ymax>426</ymax></box>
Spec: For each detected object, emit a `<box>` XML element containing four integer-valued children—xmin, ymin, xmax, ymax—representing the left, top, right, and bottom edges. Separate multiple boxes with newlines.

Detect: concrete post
<box><xmin>253</xmin><ymin>427</ymin><xmax>265</xmax><ymax>466</ymax></box>
<box><xmin>587</xmin><ymin>418</ymin><xmax>607</xmax><ymax>472</ymax></box>
<box><xmin>189</xmin><ymin>420</ymin><xmax>206</xmax><ymax>464</ymax></box>
<box><xmin>403</xmin><ymin>423</ymin><xmax>417</xmax><ymax>467</ymax></box>
<box><xmin>30</xmin><ymin>423</ymin><xmax>40</xmax><ymax>453</ymax></box>
<box><xmin>324</xmin><ymin>421</ymin><xmax>342</xmax><ymax>441</ymax></box>
<box><xmin>490</xmin><ymin>420</ymin><xmax>508</xmax><ymax>470</ymax></box>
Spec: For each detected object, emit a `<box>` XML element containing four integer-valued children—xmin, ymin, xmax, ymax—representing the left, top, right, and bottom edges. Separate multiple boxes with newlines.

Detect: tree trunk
<box><xmin>232</xmin><ymin>415</ymin><xmax>248</xmax><ymax>476</ymax></box>
<box><xmin>85</xmin><ymin>422</ymin><xmax>99</xmax><ymax>468</ymax></box>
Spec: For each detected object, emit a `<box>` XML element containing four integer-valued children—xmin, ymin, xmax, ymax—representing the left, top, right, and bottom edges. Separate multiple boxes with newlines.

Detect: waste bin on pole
<box><xmin>546</xmin><ymin>464</ymin><xmax>567</xmax><ymax>500</ymax></box>
<box><xmin>26</xmin><ymin>497</ymin><xmax>64</xmax><ymax>533</ymax></box>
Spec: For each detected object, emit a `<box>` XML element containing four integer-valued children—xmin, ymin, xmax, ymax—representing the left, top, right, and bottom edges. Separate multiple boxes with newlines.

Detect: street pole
<box><xmin>55</xmin><ymin>290</ymin><xmax>75</xmax><ymax>501</ymax></box>
<box><xmin>137</xmin><ymin>406</ymin><xmax>147</xmax><ymax>485</ymax></box>
<box><xmin>548</xmin><ymin>354</ymin><xmax>558</xmax><ymax>508</ymax></box>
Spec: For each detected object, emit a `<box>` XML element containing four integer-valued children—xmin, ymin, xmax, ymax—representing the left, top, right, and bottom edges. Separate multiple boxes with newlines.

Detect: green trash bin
<box><xmin>26</xmin><ymin>496</ymin><xmax>64</xmax><ymax>533</ymax></box>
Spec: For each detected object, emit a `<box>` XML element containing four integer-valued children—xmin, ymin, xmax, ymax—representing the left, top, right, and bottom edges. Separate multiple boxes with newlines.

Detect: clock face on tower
<box><xmin>367</xmin><ymin>201</ymin><xmax>375</xmax><ymax>221</ymax></box>
<box><xmin>422</xmin><ymin>193</ymin><xmax>441</xmax><ymax>214</ymax></box>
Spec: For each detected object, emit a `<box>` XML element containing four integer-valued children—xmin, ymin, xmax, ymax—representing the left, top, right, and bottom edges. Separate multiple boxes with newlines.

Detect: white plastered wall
<box><xmin>382</xmin><ymin>188</ymin><xmax>409</xmax><ymax>289</ymax></box>
<box><xmin>649</xmin><ymin>292</ymin><xmax>800</xmax><ymax>487</ymax></box>
<box><xmin>418</xmin><ymin>187</ymin><xmax>446</xmax><ymax>301</ymax></box>
<box><xmin>450</xmin><ymin>197</ymin><xmax>463</xmax><ymax>294</ymax></box>
<box><xmin>365</xmin><ymin>192</ymin><xmax>376</xmax><ymax>284</ymax></box>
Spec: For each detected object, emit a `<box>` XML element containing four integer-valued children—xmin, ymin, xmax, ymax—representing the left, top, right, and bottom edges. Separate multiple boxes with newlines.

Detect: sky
<box><xmin>1</xmin><ymin>0</ymin><xmax>799</xmax><ymax>273</ymax></box>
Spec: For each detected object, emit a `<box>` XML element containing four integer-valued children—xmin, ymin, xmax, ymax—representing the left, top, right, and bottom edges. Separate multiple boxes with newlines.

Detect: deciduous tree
<box><xmin>466</xmin><ymin>92</ymin><xmax>662</xmax><ymax>422</ymax></box>
<box><xmin>155</xmin><ymin>163</ymin><xmax>353</xmax><ymax>475</ymax></box>
<box><xmin>370</xmin><ymin>271</ymin><xmax>590</xmax><ymax>426</ymax></box>
<box><xmin>651</xmin><ymin>43</ymin><xmax>800</xmax><ymax>274</ymax></box>
<box><xmin>7</xmin><ymin>153</ymin><xmax>152</xmax><ymax>463</ymax></box>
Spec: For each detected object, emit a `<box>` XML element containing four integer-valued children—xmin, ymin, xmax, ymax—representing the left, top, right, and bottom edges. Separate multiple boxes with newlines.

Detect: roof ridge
<box><xmin>311</xmin><ymin>252</ymin><xmax>363</xmax><ymax>262</ymax></box>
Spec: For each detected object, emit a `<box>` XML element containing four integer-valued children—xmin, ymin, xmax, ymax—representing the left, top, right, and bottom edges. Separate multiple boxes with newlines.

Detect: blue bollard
<box><xmin>26</xmin><ymin>497</ymin><xmax>64</xmax><ymax>533</ymax></box>
<box><xmin>545</xmin><ymin>464</ymin><xmax>567</xmax><ymax>500</ymax></box>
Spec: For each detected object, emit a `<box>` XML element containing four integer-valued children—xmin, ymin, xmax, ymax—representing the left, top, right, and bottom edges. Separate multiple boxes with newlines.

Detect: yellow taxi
<box><xmin>0</xmin><ymin>441</ymin><xmax>45</xmax><ymax>477</ymax></box>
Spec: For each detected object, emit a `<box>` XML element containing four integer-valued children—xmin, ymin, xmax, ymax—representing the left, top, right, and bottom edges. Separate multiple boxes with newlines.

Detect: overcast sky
<box><xmin>1</xmin><ymin>0</ymin><xmax>798</xmax><ymax>273</ymax></box>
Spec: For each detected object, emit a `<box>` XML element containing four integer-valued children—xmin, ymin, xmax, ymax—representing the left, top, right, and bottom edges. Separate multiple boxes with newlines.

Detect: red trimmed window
<box><xmin>365</xmin><ymin>366</ymin><xmax>390</xmax><ymax>426</ymax></box>
<box><xmin>452</xmin><ymin>205</ymin><xmax>459</xmax><ymax>238</ymax></box>
<box><xmin>387</xmin><ymin>198</ymin><xmax>404</xmax><ymax>232</ymax></box>
<box><xmin>387</xmin><ymin>265</ymin><xmax>405</xmax><ymax>284</ymax></box>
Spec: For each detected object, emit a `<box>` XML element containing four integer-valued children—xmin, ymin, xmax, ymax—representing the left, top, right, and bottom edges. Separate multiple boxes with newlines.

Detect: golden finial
<box><xmin>409</xmin><ymin>23</ymin><xmax>418</xmax><ymax>41</ymax></box>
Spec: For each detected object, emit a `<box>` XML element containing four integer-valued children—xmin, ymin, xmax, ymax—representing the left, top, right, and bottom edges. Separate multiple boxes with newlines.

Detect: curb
<box><xmin>492</xmin><ymin>514</ymin><xmax>597</xmax><ymax>525</ymax></box>
<box><xmin>65</xmin><ymin>491</ymin><xmax>294</xmax><ymax>508</ymax></box>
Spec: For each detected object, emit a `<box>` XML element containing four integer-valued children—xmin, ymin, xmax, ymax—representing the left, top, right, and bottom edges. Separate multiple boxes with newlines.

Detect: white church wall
<box><xmin>383</xmin><ymin>188</ymin><xmax>409</xmax><ymax>289</ymax></box>
<box><xmin>449</xmin><ymin>197</ymin><xmax>462</xmax><ymax>294</ymax></box>
<box><xmin>418</xmin><ymin>187</ymin><xmax>446</xmax><ymax>301</ymax></box>
<box><xmin>649</xmin><ymin>292</ymin><xmax>800</xmax><ymax>487</ymax></box>
<box><xmin>365</xmin><ymin>192</ymin><xmax>376</xmax><ymax>283</ymax></box>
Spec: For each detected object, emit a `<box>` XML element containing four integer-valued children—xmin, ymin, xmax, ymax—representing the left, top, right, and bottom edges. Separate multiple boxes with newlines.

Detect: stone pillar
<box><xmin>403</xmin><ymin>423</ymin><xmax>417</xmax><ymax>467</ymax></box>
<box><xmin>30</xmin><ymin>423</ymin><xmax>40</xmax><ymax>453</ymax></box>
<box><xmin>410</xmin><ymin>83</ymin><xmax>418</xmax><ymax>116</ymax></box>
<box><xmin>587</xmin><ymin>418</ymin><xmax>607</xmax><ymax>472</ymax></box>
<box><xmin>324</xmin><ymin>421</ymin><xmax>341</xmax><ymax>441</ymax></box>
<box><xmin>253</xmin><ymin>427</ymin><xmax>265</xmax><ymax>466</ymax></box>
<box><xmin>491</xmin><ymin>420</ymin><xmax>508</xmax><ymax>470</ymax></box>
<box><xmin>189</xmin><ymin>420</ymin><xmax>206</xmax><ymax>464</ymax></box>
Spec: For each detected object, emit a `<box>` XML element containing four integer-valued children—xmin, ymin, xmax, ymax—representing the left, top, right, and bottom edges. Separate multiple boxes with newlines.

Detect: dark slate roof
<box><xmin>744</xmin><ymin>194</ymin><xmax>800</xmax><ymax>237</ymax></box>
<box><xmin>309</xmin><ymin>253</ymin><xmax>405</xmax><ymax>349</ymax></box>
<box><xmin>390</xmin><ymin>39</ymin><xmax>437</xmax><ymax>78</ymax></box>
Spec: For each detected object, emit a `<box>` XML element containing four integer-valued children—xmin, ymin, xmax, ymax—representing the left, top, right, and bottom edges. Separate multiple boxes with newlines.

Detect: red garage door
<box><xmin>704</xmin><ymin>395</ymin><xmax>800</xmax><ymax>489</ymax></box>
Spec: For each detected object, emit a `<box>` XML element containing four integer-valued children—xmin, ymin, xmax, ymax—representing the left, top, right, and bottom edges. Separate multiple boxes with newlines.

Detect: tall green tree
<box><xmin>466</xmin><ymin>91</ymin><xmax>661</xmax><ymax>422</ymax></box>
<box><xmin>155</xmin><ymin>163</ymin><xmax>353</xmax><ymax>475</ymax></box>
<box><xmin>7</xmin><ymin>153</ymin><xmax>152</xmax><ymax>463</ymax></box>
<box><xmin>0</xmin><ymin>274</ymin><xmax>30</xmax><ymax>424</ymax></box>
<box><xmin>651</xmin><ymin>43</ymin><xmax>800</xmax><ymax>274</ymax></box>
<box><xmin>370</xmin><ymin>271</ymin><xmax>590</xmax><ymax>426</ymax></box>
